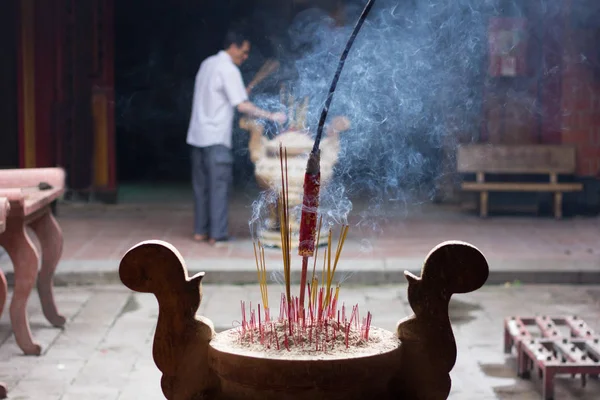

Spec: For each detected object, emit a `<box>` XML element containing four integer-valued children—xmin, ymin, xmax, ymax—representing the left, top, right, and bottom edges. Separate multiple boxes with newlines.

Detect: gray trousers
<box><xmin>191</xmin><ymin>145</ymin><xmax>233</xmax><ymax>240</ymax></box>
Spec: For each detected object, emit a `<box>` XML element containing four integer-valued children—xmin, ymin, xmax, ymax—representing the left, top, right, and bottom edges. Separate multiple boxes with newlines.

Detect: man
<box><xmin>187</xmin><ymin>29</ymin><xmax>286</xmax><ymax>245</ymax></box>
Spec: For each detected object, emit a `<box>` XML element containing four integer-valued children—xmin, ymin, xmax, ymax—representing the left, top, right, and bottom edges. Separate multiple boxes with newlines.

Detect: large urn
<box><xmin>240</xmin><ymin>116</ymin><xmax>350</xmax><ymax>248</ymax></box>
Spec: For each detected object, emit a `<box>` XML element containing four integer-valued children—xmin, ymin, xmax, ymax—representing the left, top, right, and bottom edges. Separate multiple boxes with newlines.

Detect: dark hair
<box><xmin>223</xmin><ymin>29</ymin><xmax>251</xmax><ymax>49</ymax></box>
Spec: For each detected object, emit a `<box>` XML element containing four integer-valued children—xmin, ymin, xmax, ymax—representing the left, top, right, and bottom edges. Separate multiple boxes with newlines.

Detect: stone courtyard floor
<box><xmin>0</xmin><ymin>284</ymin><xmax>599</xmax><ymax>399</ymax></box>
<box><xmin>0</xmin><ymin>190</ymin><xmax>599</xmax><ymax>399</ymax></box>
<box><xmin>3</xmin><ymin>199</ymin><xmax>595</xmax><ymax>286</ymax></box>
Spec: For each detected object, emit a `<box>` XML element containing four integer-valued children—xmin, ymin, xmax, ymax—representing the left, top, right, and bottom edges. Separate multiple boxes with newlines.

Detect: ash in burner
<box><xmin>234</xmin><ymin>295</ymin><xmax>374</xmax><ymax>355</ymax></box>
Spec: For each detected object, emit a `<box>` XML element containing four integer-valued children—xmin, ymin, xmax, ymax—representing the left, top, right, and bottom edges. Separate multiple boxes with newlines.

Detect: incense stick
<box><xmin>279</xmin><ymin>144</ymin><xmax>292</xmax><ymax>305</ymax></box>
<box><xmin>324</xmin><ymin>225</ymin><xmax>349</xmax><ymax>307</ymax></box>
<box><xmin>312</xmin><ymin>0</ymin><xmax>377</xmax><ymax>153</ymax></box>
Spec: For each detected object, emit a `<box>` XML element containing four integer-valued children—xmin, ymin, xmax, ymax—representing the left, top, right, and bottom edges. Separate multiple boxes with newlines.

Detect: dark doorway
<box><xmin>114</xmin><ymin>1</ymin><xmax>343</xmax><ymax>188</ymax></box>
<box><xmin>114</xmin><ymin>1</ymin><xmax>260</xmax><ymax>185</ymax></box>
<box><xmin>0</xmin><ymin>0</ymin><xmax>19</xmax><ymax>168</ymax></box>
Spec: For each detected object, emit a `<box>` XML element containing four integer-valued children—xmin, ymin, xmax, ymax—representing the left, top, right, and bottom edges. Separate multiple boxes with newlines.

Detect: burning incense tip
<box><xmin>298</xmin><ymin>151</ymin><xmax>321</xmax><ymax>257</ymax></box>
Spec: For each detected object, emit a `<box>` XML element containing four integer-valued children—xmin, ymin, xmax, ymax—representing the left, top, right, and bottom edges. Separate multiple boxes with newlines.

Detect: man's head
<box><xmin>224</xmin><ymin>30</ymin><xmax>251</xmax><ymax>66</ymax></box>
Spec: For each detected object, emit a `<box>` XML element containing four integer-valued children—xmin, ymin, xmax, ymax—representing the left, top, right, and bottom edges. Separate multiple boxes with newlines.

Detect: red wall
<box><xmin>539</xmin><ymin>9</ymin><xmax>564</xmax><ymax>144</ymax></box>
<box><xmin>560</xmin><ymin>27</ymin><xmax>600</xmax><ymax>176</ymax></box>
<box><xmin>481</xmin><ymin>1</ymin><xmax>600</xmax><ymax>178</ymax></box>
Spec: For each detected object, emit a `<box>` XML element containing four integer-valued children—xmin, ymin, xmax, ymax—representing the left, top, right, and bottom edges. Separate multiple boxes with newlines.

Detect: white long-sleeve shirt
<box><xmin>186</xmin><ymin>51</ymin><xmax>248</xmax><ymax>149</ymax></box>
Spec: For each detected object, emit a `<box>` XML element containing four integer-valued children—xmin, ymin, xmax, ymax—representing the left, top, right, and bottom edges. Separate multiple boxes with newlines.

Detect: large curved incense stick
<box><xmin>298</xmin><ymin>0</ymin><xmax>377</xmax><ymax>311</ymax></box>
<box><xmin>312</xmin><ymin>0</ymin><xmax>377</xmax><ymax>153</ymax></box>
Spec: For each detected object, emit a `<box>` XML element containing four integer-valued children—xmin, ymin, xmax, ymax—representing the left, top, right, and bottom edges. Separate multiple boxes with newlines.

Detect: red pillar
<box><xmin>16</xmin><ymin>0</ymin><xmax>59</xmax><ymax>169</ymax></box>
<box><xmin>34</xmin><ymin>0</ymin><xmax>58</xmax><ymax>168</ymax></box>
<box><xmin>16</xmin><ymin>0</ymin><xmax>37</xmax><ymax>168</ymax></box>
<box><xmin>16</xmin><ymin>0</ymin><xmax>117</xmax><ymax>202</ymax></box>
<box><xmin>91</xmin><ymin>0</ymin><xmax>117</xmax><ymax>202</ymax></box>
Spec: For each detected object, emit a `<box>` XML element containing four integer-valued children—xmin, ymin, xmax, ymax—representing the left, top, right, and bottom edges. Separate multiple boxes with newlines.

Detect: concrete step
<box><xmin>1</xmin><ymin>256</ymin><xmax>597</xmax><ymax>287</ymax></box>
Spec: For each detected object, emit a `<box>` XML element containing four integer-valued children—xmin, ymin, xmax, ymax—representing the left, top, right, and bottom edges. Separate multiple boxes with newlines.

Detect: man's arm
<box><xmin>237</xmin><ymin>101</ymin><xmax>285</xmax><ymax>123</ymax></box>
<box><xmin>221</xmin><ymin>65</ymin><xmax>286</xmax><ymax>124</ymax></box>
<box><xmin>237</xmin><ymin>101</ymin><xmax>270</xmax><ymax>119</ymax></box>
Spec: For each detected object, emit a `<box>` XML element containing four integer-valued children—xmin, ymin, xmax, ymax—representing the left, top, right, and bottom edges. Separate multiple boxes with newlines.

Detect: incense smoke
<box><xmin>246</xmin><ymin>0</ymin><xmax>514</xmax><ymax>229</ymax></box>
<box><xmin>246</xmin><ymin>0</ymin><xmax>594</xmax><ymax>230</ymax></box>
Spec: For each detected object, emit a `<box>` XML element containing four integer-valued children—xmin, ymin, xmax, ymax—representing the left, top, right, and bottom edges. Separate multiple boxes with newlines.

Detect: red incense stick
<box><xmin>298</xmin><ymin>0</ymin><xmax>376</xmax><ymax>311</ymax></box>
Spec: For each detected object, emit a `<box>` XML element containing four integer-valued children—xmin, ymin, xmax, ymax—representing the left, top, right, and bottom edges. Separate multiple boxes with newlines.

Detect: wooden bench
<box><xmin>0</xmin><ymin>168</ymin><xmax>67</xmax><ymax>357</ymax></box>
<box><xmin>457</xmin><ymin>145</ymin><xmax>583</xmax><ymax>218</ymax></box>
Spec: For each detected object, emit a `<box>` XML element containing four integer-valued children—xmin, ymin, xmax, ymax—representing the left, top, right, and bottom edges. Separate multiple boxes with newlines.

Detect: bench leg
<box><xmin>480</xmin><ymin>191</ymin><xmax>489</xmax><ymax>217</ymax></box>
<box><xmin>0</xmin><ymin>269</ymin><xmax>7</xmax><ymax>320</ymax></box>
<box><xmin>554</xmin><ymin>193</ymin><xmax>562</xmax><ymax>219</ymax></box>
<box><xmin>503</xmin><ymin>327</ymin><xmax>513</xmax><ymax>354</ymax></box>
<box><xmin>0</xmin><ymin>221</ymin><xmax>42</xmax><ymax>355</ymax></box>
<box><xmin>30</xmin><ymin>211</ymin><xmax>66</xmax><ymax>327</ymax></box>
<box><xmin>518</xmin><ymin>347</ymin><xmax>530</xmax><ymax>378</ymax></box>
<box><xmin>543</xmin><ymin>369</ymin><xmax>555</xmax><ymax>400</ymax></box>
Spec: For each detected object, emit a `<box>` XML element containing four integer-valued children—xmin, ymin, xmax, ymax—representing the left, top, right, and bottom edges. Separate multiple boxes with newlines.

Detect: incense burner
<box><xmin>240</xmin><ymin>116</ymin><xmax>349</xmax><ymax>248</ymax></box>
<box><xmin>209</xmin><ymin>329</ymin><xmax>400</xmax><ymax>400</ymax></box>
<box><xmin>119</xmin><ymin>240</ymin><xmax>489</xmax><ymax>400</ymax></box>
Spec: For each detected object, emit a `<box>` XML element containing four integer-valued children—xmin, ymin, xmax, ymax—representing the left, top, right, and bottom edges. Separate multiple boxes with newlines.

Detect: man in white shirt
<box><xmin>187</xmin><ymin>29</ymin><xmax>286</xmax><ymax>245</ymax></box>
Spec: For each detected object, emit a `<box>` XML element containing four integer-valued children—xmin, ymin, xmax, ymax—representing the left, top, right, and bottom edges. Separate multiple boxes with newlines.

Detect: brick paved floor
<box><xmin>0</xmin><ymin>284</ymin><xmax>599</xmax><ymax>399</ymax></box>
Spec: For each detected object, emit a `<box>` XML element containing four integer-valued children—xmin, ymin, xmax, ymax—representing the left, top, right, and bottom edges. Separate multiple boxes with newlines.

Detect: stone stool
<box><xmin>0</xmin><ymin>168</ymin><xmax>67</xmax><ymax>357</ymax></box>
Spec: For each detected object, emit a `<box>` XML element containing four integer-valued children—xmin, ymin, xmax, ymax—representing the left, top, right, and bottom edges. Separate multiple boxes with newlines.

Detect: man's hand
<box><xmin>237</xmin><ymin>102</ymin><xmax>287</xmax><ymax>124</ymax></box>
<box><xmin>328</xmin><ymin>116</ymin><xmax>351</xmax><ymax>134</ymax></box>
<box><xmin>270</xmin><ymin>112</ymin><xmax>287</xmax><ymax>124</ymax></box>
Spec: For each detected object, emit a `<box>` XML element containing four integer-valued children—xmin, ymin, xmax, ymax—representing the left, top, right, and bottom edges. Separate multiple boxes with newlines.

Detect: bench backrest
<box><xmin>457</xmin><ymin>145</ymin><xmax>578</xmax><ymax>174</ymax></box>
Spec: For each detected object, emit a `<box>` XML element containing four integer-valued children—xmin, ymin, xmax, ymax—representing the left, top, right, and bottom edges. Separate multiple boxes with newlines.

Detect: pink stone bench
<box><xmin>0</xmin><ymin>168</ymin><xmax>66</xmax><ymax>357</ymax></box>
